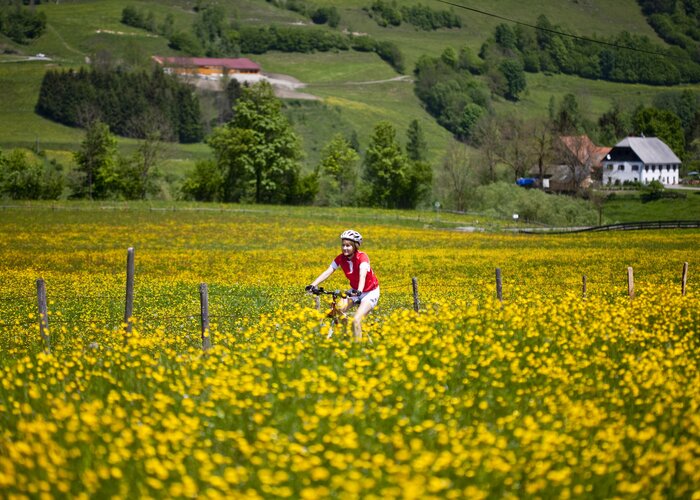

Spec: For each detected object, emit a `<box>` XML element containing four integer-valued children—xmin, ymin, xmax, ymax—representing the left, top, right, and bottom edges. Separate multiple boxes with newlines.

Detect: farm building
<box><xmin>601</xmin><ymin>136</ymin><xmax>681</xmax><ymax>186</ymax></box>
<box><xmin>151</xmin><ymin>56</ymin><xmax>261</xmax><ymax>79</ymax></box>
<box><xmin>528</xmin><ymin>135</ymin><xmax>610</xmax><ymax>193</ymax></box>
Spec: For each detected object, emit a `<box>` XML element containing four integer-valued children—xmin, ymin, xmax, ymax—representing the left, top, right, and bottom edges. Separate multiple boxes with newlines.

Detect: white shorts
<box><xmin>355</xmin><ymin>287</ymin><xmax>380</xmax><ymax>310</ymax></box>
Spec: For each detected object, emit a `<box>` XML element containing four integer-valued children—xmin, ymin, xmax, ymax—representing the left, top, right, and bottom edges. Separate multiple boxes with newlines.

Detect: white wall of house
<box><xmin>602</xmin><ymin>161</ymin><xmax>680</xmax><ymax>186</ymax></box>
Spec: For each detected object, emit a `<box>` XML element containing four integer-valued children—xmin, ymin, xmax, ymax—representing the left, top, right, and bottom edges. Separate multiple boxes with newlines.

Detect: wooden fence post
<box><xmin>200</xmin><ymin>283</ymin><xmax>211</xmax><ymax>351</ymax></box>
<box><xmin>682</xmin><ymin>262</ymin><xmax>688</xmax><ymax>297</ymax></box>
<box><xmin>582</xmin><ymin>274</ymin><xmax>587</xmax><ymax>299</ymax></box>
<box><xmin>124</xmin><ymin>247</ymin><xmax>135</xmax><ymax>334</ymax></box>
<box><xmin>36</xmin><ymin>278</ymin><xmax>50</xmax><ymax>352</ymax></box>
<box><xmin>496</xmin><ymin>268</ymin><xmax>503</xmax><ymax>302</ymax></box>
<box><xmin>412</xmin><ymin>277</ymin><xmax>419</xmax><ymax>312</ymax></box>
<box><xmin>627</xmin><ymin>266</ymin><xmax>634</xmax><ymax>299</ymax></box>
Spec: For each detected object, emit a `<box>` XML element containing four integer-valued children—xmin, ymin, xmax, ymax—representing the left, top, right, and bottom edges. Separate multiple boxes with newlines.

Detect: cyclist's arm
<box><xmin>311</xmin><ymin>266</ymin><xmax>335</xmax><ymax>287</ymax></box>
<box><xmin>356</xmin><ymin>262</ymin><xmax>369</xmax><ymax>292</ymax></box>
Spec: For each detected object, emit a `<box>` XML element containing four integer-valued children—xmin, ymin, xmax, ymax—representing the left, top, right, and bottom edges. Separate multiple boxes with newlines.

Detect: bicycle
<box><xmin>307</xmin><ymin>286</ymin><xmax>372</xmax><ymax>342</ymax></box>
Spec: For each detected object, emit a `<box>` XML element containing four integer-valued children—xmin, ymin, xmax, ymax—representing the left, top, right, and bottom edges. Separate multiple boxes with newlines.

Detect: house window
<box><xmin>618</xmin><ymin>165</ymin><xmax>625</xmax><ymax>171</ymax></box>
<box><xmin>632</xmin><ymin>165</ymin><xmax>639</xmax><ymax>171</ymax></box>
<box><xmin>652</xmin><ymin>165</ymin><xmax>656</xmax><ymax>172</ymax></box>
<box><xmin>644</xmin><ymin>165</ymin><xmax>649</xmax><ymax>172</ymax></box>
<box><xmin>606</xmin><ymin>165</ymin><xmax>613</xmax><ymax>171</ymax></box>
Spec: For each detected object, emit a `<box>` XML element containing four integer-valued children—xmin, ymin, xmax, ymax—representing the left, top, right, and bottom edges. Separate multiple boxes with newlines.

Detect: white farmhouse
<box><xmin>602</xmin><ymin>136</ymin><xmax>681</xmax><ymax>187</ymax></box>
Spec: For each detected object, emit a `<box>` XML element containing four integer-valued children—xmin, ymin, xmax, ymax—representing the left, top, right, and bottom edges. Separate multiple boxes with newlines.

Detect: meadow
<box><xmin>1</xmin><ymin>203</ymin><xmax>699</xmax><ymax>498</ymax></box>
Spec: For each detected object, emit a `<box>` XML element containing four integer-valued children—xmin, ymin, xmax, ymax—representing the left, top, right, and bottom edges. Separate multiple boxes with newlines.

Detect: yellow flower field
<box><xmin>1</xmin><ymin>204</ymin><xmax>699</xmax><ymax>498</ymax></box>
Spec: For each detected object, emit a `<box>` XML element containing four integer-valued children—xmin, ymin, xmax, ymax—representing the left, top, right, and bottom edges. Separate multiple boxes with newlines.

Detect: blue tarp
<box><xmin>516</xmin><ymin>178</ymin><xmax>536</xmax><ymax>186</ymax></box>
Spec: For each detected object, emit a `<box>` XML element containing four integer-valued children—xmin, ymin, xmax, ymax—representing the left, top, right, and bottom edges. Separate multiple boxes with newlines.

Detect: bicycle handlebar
<box><xmin>308</xmin><ymin>287</ymin><xmax>347</xmax><ymax>299</ymax></box>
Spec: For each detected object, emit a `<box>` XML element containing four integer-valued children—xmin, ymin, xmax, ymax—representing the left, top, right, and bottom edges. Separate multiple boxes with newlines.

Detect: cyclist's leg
<box><xmin>352</xmin><ymin>288</ymin><xmax>379</xmax><ymax>342</ymax></box>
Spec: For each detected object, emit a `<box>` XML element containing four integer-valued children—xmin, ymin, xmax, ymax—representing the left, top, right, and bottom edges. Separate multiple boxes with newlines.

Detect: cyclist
<box><xmin>306</xmin><ymin>229</ymin><xmax>379</xmax><ymax>341</ymax></box>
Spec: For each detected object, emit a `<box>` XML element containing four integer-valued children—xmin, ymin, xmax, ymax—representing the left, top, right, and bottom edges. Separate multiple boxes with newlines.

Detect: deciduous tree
<box><xmin>73</xmin><ymin>121</ymin><xmax>117</xmax><ymax>199</ymax></box>
<box><xmin>207</xmin><ymin>81</ymin><xmax>306</xmax><ymax>204</ymax></box>
<box><xmin>316</xmin><ymin>134</ymin><xmax>360</xmax><ymax>207</ymax></box>
<box><xmin>363</xmin><ymin>121</ymin><xmax>409</xmax><ymax>208</ymax></box>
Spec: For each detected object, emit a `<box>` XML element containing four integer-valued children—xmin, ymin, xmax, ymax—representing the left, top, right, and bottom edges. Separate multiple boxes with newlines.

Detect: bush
<box><xmin>0</xmin><ymin>149</ymin><xmax>63</xmax><ymax>200</ymax></box>
<box><xmin>474</xmin><ymin>182</ymin><xmax>597</xmax><ymax>226</ymax></box>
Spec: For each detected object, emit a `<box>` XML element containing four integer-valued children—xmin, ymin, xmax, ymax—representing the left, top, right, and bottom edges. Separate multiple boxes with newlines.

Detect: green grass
<box><xmin>253</xmin><ymin>50</ymin><xmax>397</xmax><ymax>83</ymax></box>
<box><xmin>0</xmin><ymin>63</ymin><xmax>83</xmax><ymax>150</ymax></box>
<box><xmin>603</xmin><ymin>190</ymin><xmax>700</xmax><ymax>223</ymax></box>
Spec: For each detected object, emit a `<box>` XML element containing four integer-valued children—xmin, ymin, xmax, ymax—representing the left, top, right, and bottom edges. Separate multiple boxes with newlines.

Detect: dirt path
<box><xmin>264</xmin><ymin>73</ymin><xmax>413</xmax><ymax>99</ymax></box>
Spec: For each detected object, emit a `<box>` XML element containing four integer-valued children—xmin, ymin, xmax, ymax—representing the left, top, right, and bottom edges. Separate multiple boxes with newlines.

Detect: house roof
<box><xmin>559</xmin><ymin>135</ymin><xmax>610</xmax><ymax>166</ymax></box>
<box><xmin>152</xmin><ymin>56</ymin><xmax>261</xmax><ymax>71</ymax></box>
<box><xmin>610</xmin><ymin>137</ymin><xmax>681</xmax><ymax>164</ymax></box>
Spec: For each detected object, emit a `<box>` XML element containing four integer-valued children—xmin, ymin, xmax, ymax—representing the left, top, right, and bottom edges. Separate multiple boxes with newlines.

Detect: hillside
<box><xmin>1</xmin><ymin>0</ymin><xmax>699</xmax><ymax>175</ymax></box>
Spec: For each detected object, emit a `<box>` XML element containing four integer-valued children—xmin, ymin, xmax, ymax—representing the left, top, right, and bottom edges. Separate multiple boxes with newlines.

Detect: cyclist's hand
<box><xmin>305</xmin><ymin>284</ymin><xmax>318</xmax><ymax>294</ymax></box>
<box><xmin>348</xmin><ymin>288</ymin><xmax>361</xmax><ymax>297</ymax></box>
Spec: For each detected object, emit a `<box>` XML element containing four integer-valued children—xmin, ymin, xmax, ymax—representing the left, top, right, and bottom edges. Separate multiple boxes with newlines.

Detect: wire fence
<box><xmin>1</xmin><ymin>243</ymin><xmax>694</xmax><ymax>356</ymax></box>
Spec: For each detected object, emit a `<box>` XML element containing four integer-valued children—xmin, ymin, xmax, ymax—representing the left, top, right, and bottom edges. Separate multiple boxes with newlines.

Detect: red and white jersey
<box><xmin>331</xmin><ymin>251</ymin><xmax>379</xmax><ymax>292</ymax></box>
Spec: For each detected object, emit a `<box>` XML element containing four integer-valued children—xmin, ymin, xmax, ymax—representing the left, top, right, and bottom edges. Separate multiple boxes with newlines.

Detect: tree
<box><xmin>500</xmin><ymin>117</ymin><xmax>533</xmax><ymax>180</ymax></box>
<box><xmin>73</xmin><ymin>121</ymin><xmax>117</xmax><ymax>199</ymax></box>
<box><xmin>363</xmin><ymin>121</ymin><xmax>409</xmax><ymax>208</ymax></box>
<box><xmin>207</xmin><ymin>81</ymin><xmax>305</xmax><ymax>204</ymax></box>
<box><xmin>553</xmin><ymin>93</ymin><xmax>583</xmax><ymax>135</ymax></box>
<box><xmin>400</xmin><ymin>157</ymin><xmax>433</xmax><ymax>209</ymax></box>
<box><xmin>598</xmin><ymin>100</ymin><xmax>631</xmax><ymax>145</ymax></box>
<box><xmin>121</xmin><ymin>127</ymin><xmax>167</xmax><ymax>199</ymax></box>
<box><xmin>0</xmin><ymin>149</ymin><xmax>63</xmax><ymax>200</ymax></box>
<box><xmin>436</xmin><ymin>140</ymin><xmax>478</xmax><ymax>211</ymax></box>
<box><xmin>632</xmin><ymin>107</ymin><xmax>686</xmax><ymax>158</ymax></box>
<box><xmin>529</xmin><ymin>118</ymin><xmax>555</xmax><ymax>185</ymax></box>
<box><xmin>499</xmin><ymin>59</ymin><xmax>526</xmax><ymax>101</ymax></box>
<box><xmin>406</xmin><ymin>119</ymin><xmax>428</xmax><ymax>162</ymax></box>
<box><xmin>555</xmin><ymin>135</ymin><xmax>598</xmax><ymax>193</ymax></box>
<box><xmin>472</xmin><ymin>114</ymin><xmax>503</xmax><ymax>183</ymax></box>
<box><xmin>316</xmin><ymin>134</ymin><xmax>360</xmax><ymax>207</ymax></box>
<box><xmin>180</xmin><ymin>159</ymin><xmax>223</xmax><ymax>201</ymax></box>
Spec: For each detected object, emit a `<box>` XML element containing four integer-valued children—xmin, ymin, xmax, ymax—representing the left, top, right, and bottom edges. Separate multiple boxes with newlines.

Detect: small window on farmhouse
<box><xmin>618</xmin><ymin>165</ymin><xmax>625</xmax><ymax>171</ymax></box>
<box><xmin>607</xmin><ymin>165</ymin><xmax>613</xmax><ymax>171</ymax></box>
<box><xmin>652</xmin><ymin>165</ymin><xmax>656</xmax><ymax>172</ymax></box>
<box><xmin>632</xmin><ymin>165</ymin><xmax>639</xmax><ymax>171</ymax></box>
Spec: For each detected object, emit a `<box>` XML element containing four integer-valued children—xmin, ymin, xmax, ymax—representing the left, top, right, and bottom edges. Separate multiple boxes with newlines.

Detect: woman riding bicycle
<box><xmin>306</xmin><ymin>229</ymin><xmax>379</xmax><ymax>341</ymax></box>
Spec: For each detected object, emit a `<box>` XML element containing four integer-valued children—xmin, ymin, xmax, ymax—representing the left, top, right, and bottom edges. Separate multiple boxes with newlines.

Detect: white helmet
<box><xmin>340</xmin><ymin>229</ymin><xmax>362</xmax><ymax>245</ymax></box>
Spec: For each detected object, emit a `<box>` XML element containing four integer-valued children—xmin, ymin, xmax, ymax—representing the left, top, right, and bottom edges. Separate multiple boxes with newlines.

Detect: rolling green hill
<box><xmin>1</xmin><ymin>0</ymin><xmax>699</xmax><ymax>176</ymax></box>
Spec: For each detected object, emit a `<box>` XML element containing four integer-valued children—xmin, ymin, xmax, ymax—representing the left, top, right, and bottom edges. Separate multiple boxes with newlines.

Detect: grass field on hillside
<box><xmin>0</xmin><ymin>0</ymin><xmax>694</xmax><ymax>181</ymax></box>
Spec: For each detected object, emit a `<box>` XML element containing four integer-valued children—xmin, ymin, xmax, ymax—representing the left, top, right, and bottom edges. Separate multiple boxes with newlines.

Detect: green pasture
<box><xmin>0</xmin><ymin>63</ymin><xmax>83</xmax><ymax>151</ymax></box>
<box><xmin>601</xmin><ymin>190</ymin><xmax>700</xmax><ymax>223</ymax></box>
<box><xmin>253</xmin><ymin>51</ymin><xmax>397</xmax><ymax>84</ymax></box>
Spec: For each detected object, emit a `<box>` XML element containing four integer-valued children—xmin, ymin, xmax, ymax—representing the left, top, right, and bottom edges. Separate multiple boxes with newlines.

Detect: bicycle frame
<box><xmin>308</xmin><ymin>287</ymin><xmax>352</xmax><ymax>338</ymax></box>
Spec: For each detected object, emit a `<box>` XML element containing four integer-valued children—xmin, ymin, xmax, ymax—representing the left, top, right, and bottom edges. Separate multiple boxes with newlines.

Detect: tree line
<box><xmin>0</xmin><ymin>120</ymin><xmax>168</xmax><ymax>201</ymax></box>
<box><xmin>181</xmin><ymin>82</ymin><xmax>431</xmax><ymax>209</ymax></box>
<box><xmin>640</xmin><ymin>0</ymin><xmax>700</xmax><ymax>67</ymax></box>
<box><xmin>264</xmin><ymin>0</ymin><xmax>340</xmax><ymax>28</ymax></box>
<box><xmin>365</xmin><ymin>1</ymin><xmax>462</xmax><ymax>30</ymax></box>
<box><xmin>482</xmin><ymin>14</ymin><xmax>700</xmax><ymax>86</ymax></box>
<box><xmin>35</xmin><ymin>67</ymin><xmax>204</xmax><ymax>143</ymax></box>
